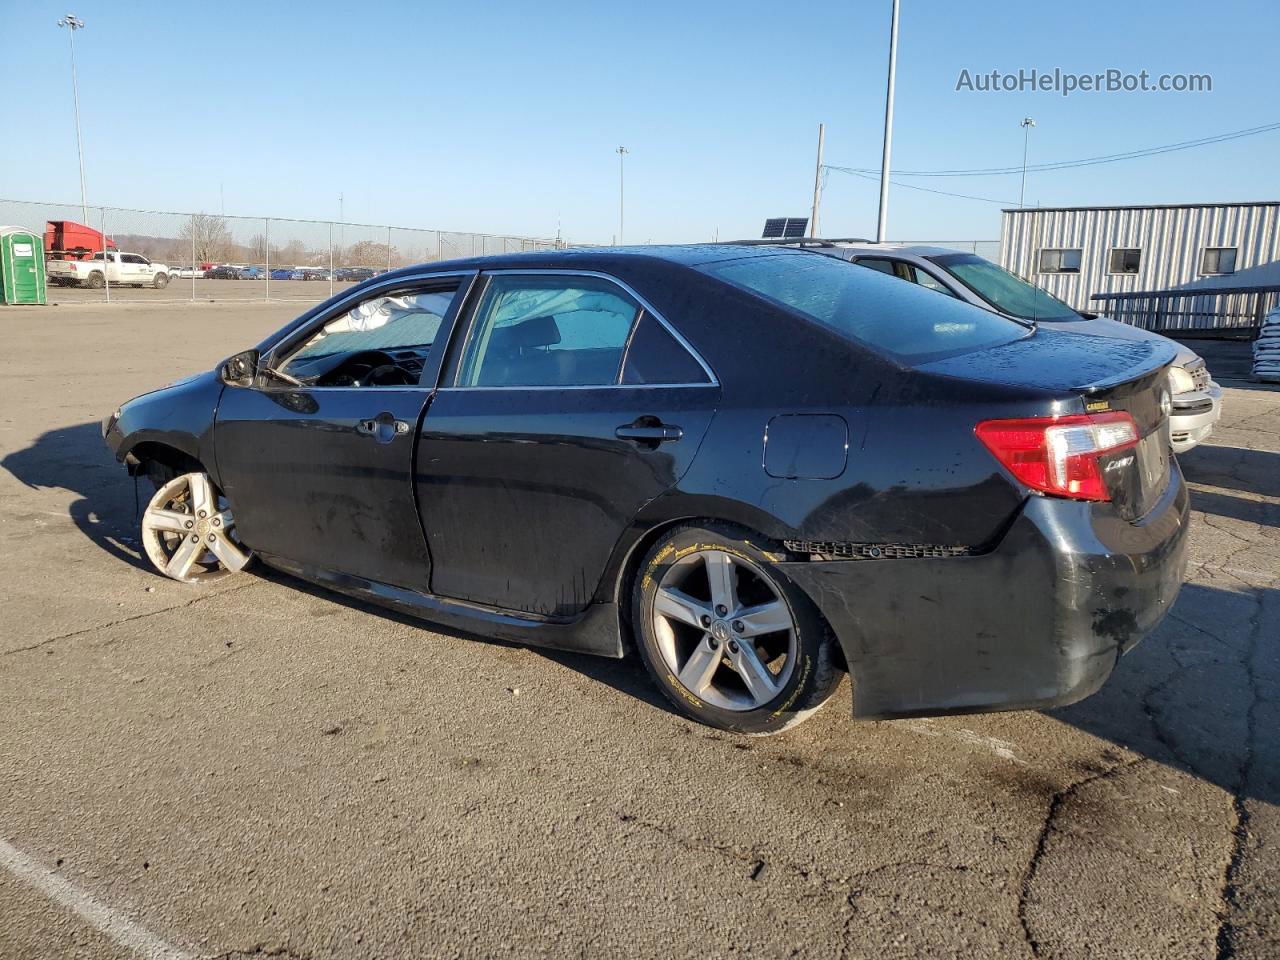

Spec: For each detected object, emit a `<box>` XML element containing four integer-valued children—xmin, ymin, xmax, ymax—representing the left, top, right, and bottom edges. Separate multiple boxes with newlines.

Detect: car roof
<box><xmin>375</xmin><ymin>243</ymin><xmax>817</xmax><ymax>282</ymax></box>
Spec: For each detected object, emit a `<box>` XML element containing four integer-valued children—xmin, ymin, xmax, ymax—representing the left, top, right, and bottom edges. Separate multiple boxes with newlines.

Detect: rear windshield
<box><xmin>700</xmin><ymin>253</ymin><xmax>1029</xmax><ymax>362</ymax></box>
<box><xmin>929</xmin><ymin>253</ymin><xmax>1080</xmax><ymax>321</ymax></box>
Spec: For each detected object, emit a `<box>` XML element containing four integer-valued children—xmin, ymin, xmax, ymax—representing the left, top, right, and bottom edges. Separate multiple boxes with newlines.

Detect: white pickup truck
<box><xmin>47</xmin><ymin>251</ymin><xmax>171</xmax><ymax>289</ymax></box>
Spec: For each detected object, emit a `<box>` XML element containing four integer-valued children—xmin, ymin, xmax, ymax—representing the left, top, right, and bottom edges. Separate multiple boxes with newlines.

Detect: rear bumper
<box><xmin>779</xmin><ymin>465</ymin><xmax>1190</xmax><ymax>720</ymax></box>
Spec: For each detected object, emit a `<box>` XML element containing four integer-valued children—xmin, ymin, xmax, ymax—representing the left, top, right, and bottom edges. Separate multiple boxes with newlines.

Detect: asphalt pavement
<box><xmin>0</xmin><ymin>300</ymin><xmax>1276</xmax><ymax>959</ymax></box>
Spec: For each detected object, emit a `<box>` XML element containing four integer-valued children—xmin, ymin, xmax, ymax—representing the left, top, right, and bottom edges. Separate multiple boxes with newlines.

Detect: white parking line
<box><xmin>0</xmin><ymin>837</ymin><xmax>193</xmax><ymax>960</ymax></box>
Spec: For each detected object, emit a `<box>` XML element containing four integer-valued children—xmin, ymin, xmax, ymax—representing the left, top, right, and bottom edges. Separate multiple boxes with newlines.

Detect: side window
<box><xmin>122</xmin><ymin>254</ymin><xmax>145</xmax><ymax>265</ymax></box>
<box><xmin>279</xmin><ymin>286</ymin><xmax>458</xmax><ymax>386</ymax></box>
<box><xmin>905</xmin><ymin>265</ymin><xmax>956</xmax><ymax>296</ymax></box>
<box><xmin>456</xmin><ymin>275</ymin><xmax>639</xmax><ymax>388</ymax></box>
<box><xmin>621</xmin><ymin>313</ymin><xmax>712</xmax><ymax>385</ymax></box>
<box><xmin>856</xmin><ymin>258</ymin><xmax>898</xmax><ymax>276</ymax></box>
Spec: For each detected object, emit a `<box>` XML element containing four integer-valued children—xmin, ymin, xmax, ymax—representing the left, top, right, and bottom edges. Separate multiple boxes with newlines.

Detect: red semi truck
<box><xmin>44</xmin><ymin>220</ymin><xmax>117</xmax><ymax>260</ymax></box>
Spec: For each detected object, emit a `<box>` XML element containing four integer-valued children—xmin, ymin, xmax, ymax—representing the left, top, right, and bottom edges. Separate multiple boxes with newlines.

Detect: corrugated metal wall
<box><xmin>1000</xmin><ymin>203</ymin><xmax>1280</xmax><ymax>310</ymax></box>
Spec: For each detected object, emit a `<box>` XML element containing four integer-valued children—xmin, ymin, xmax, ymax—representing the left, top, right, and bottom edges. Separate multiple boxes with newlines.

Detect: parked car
<box><xmin>336</xmin><ymin>267</ymin><xmax>377</xmax><ymax>283</ymax></box>
<box><xmin>270</xmin><ymin>268</ymin><xmax>294</xmax><ymax>280</ymax></box>
<box><xmin>173</xmin><ymin>266</ymin><xmax>205</xmax><ymax>279</ymax></box>
<box><xmin>47</xmin><ymin>251</ymin><xmax>170</xmax><ymax>289</ymax></box>
<box><xmin>751</xmin><ymin>241</ymin><xmax>1222</xmax><ymax>453</ymax></box>
<box><xmin>102</xmin><ymin>246</ymin><xmax>1189</xmax><ymax>735</ymax></box>
<box><xmin>204</xmin><ymin>265</ymin><xmax>241</xmax><ymax>280</ymax></box>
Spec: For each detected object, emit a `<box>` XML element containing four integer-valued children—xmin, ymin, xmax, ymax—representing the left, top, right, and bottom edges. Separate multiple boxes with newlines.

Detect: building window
<box><xmin>1108</xmin><ymin>248</ymin><xmax>1142</xmax><ymax>275</ymax></box>
<box><xmin>1037</xmin><ymin>249</ymin><xmax>1082</xmax><ymax>274</ymax></box>
<box><xmin>1201</xmin><ymin>247</ymin><xmax>1237</xmax><ymax>275</ymax></box>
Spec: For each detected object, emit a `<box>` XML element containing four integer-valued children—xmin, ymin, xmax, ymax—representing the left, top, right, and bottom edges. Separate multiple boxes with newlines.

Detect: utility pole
<box><xmin>57</xmin><ymin>14</ymin><xmax>88</xmax><ymax>223</ymax></box>
<box><xmin>810</xmin><ymin>123</ymin><xmax>826</xmax><ymax>238</ymax></box>
<box><xmin>1019</xmin><ymin>118</ymin><xmax>1036</xmax><ymax>208</ymax></box>
<box><xmin>616</xmin><ymin>146</ymin><xmax>628</xmax><ymax>245</ymax></box>
<box><xmin>876</xmin><ymin>0</ymin><xmax>900</xmax><ymax>242</ymax></box>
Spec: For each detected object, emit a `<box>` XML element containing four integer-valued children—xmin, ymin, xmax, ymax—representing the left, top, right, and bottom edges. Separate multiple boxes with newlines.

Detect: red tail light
<box><xmin>975</xmin><ymin>412</ymin><xmax>1139</xmax><ymax>502</ymax></box>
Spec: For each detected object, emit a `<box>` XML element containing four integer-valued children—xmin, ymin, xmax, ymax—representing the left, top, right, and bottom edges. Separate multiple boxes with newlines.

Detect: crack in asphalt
<box><xmin>1</xmin><ymin>581</ymin><xmax>265</xmax><ymax>657</ymax></box>
<box><xmin>1016</xmin><ymin>756</ymin><xmax>1149</xmax><ymax>958</ymax></box>
<box><xmin>1212</xmin><ymin>588</ymin><xmax>1264</xmax><ymax>960</ymax></box>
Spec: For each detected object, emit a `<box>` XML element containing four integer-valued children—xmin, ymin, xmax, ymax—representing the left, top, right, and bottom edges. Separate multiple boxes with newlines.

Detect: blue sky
<box><xmin>2</xmin><ymin>0</ymin><xmax>1277</xmax><ymax>244</ymax></box>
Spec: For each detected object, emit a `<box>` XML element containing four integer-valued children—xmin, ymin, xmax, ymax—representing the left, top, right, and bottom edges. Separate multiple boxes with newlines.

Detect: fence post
<box><xmin>387</xmin><ymin>225</ymin><xmax>392</xmax><ymax>273</ymax></box>
<box><xmin>101</xmin><ymin>207</ymin><xmax>110</xmax><ymax>304</ymax></box>
<box><xmin>328</xmin><ymin>222</ymin><xmax>334</xmax><ymax>299</ymax></box>
<box><xmin>265</xmin><ymin>218</ymin><xmax>270</xmax><ymax>302</ymax></box>
<box><xmin>190</xmin><ymin>213</ymin><xmax>196</xmax><ymax>302</ymax></box>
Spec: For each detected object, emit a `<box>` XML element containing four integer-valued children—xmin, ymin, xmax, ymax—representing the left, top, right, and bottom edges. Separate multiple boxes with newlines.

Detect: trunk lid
<box><xmin>918</xmin><ymin>328</ymin><xmax>1178</xmax><ymax>520</ymax></box>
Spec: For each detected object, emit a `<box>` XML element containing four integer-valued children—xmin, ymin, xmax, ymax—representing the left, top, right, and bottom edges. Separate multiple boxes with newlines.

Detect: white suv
<box><xmin>47</xmin><ymin>251</ymin><xmax>172</xmax><ymax>290</ymax></box>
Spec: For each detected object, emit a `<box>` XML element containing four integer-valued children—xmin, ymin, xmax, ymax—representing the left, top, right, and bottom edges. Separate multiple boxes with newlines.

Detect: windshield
<box><xmin>929</xmin><ymin>253</ymin><xmax>1080</xmax><ymax>322</ymax></box>
<box><xmin>700</xmin><ymin>253</ymin><xmax>1030</xmax><ymax>363</ymax></box>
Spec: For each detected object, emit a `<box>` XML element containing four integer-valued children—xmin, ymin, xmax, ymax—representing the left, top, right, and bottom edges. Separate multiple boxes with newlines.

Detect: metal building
<box><xmin>1000</xmin><ymin>202</ymin><xmax>1280</xmax><ymax>311</ymax></box>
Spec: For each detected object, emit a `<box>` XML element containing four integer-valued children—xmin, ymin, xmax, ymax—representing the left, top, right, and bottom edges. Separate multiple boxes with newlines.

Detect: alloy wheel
<box><xmin>140</xmin><ymin>472</ymin><xmax>252</xmax><ymax>583</ymax></box>
<box><xmin>651</xmin><ymin>549</ymin><xmax>798</xmax><ymax>710</ymax></box>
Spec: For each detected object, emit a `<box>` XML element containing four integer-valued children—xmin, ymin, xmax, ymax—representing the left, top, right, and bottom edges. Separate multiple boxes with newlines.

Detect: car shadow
<box><xmin>1045</xmin><ymin>582</ymin><xmax>1277</xmax><ymax>807</ymax></box>
<box><xmin>1180</xmin><ymin>444</ymin><xmax>1280</xmax><ymax>499</ymax></box>
<box><xmin>1</xmin><ymin>420</ymin><xmax>153</xmax><ymax>573</ymax></box>
<box><xmin>6</xmin><ymin>419</ymin><xmax>1273</xmax><ymax>799</ymax></box>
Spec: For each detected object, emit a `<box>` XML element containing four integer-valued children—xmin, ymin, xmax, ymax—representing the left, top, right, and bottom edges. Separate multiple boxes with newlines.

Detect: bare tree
<box><xmin>345</xmin><ymin>239</ymin><xmax>399</xmax><ymax>268</ymax></box>
<box><xmin>179</xmin><ymin>213</ymin><xmax>233</xmax><ymax>264</ymax></box>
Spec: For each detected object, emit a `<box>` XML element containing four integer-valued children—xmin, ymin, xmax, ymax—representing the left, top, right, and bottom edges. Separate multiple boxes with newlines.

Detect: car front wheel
<box><xmin>153</xmin><ymin>272</ymin><xmax>169</xmax><ymax>289</ymax></box>
<box><xmin>632</xmin><ymin>523</ymin><xmax>841</xmax><ymax>734</ymax></box>
<box><xmin>141</xmin><ymin>472</ymin><xmax>253</xmax><ymax>583</ymax></box>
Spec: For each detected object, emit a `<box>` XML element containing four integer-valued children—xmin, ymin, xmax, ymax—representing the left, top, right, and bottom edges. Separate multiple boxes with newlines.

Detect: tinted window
<box><xmin>622</xmin><ymin>313</ymin><xmax>710</xmax><ymax>385</ymax></box>
<box><xmin>457</xmin><ymin>275</ymin><xmax>639</xmax><ymax>387</ymax></box>
<box><xmin>907</xmin><ymin>266</ymin><xmax>955</xmax><ymax>295</ymax></box>
<box><xmin>856</xmin><ymin>258</ymin><xmax>897</xmax><ymax>276</ymax></box>
<box><xmin>931</xmin><ymin>253</ymin><xmax>1079</xmax><ymax>322</ymax></box>
<box><xmin>700</xmin><ymin>253</ymin><xmax>1028</xmax><ymax>362</ymax></box>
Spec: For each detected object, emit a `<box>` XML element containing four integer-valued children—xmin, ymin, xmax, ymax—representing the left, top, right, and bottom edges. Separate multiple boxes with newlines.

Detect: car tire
<box><xmin>631</xmin><ymin>522</ymin><xmax>841</xmax><ymax>735</ymax></box>
<box><xmin>86</xmin><ymin>271</ymin><xmax>105</xmax><ymax>289</ymax></box>
<box><xmin>153</xmin><ymin>272</ymin><xmax>169</xmax><ymax>289</ymax></box>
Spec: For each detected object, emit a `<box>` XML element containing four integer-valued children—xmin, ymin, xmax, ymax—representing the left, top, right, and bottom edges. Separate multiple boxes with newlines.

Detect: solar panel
<box><xmin>762</xmin><ymin>217</ymin><xmax>809</xmax><ymax>239</ymax></box>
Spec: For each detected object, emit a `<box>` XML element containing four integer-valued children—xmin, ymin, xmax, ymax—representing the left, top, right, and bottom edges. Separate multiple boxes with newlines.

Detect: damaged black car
<box><xmin>103</xmin><ymin>246</ymin><xmax>1189</xmax><ymax>734</ymax></box>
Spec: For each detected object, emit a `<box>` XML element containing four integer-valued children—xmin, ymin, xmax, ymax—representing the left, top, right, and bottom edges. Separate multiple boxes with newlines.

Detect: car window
<box><xmin>621</xmin><ymin>313</ymin><xmax>712</xmax><ymax>385</ymax></box>
<box><xmin>929</xmin><ymin>253</ymin><xmax>1080</xmax><ymax>321</ymax></box>
<box><xmin>456</xmin><ymin>275</ymin><xmax>639</xmax><ymax>388</ymax></box>
<box><xmin>701</xmin><ymin>253</ymin><xmax>1029</xmax><ymax>363</ymax></box>
<box><xmin>123</xmin><ymin>254</ymin><xmax>144</xmax><ymax>265</ymax></box>
<box><xmin>856</xmin><ymin>258</ymin><xmax>897</xmax><ymax>276</ymax></box>
<box><xmin>906</xmin><ymin>266</ymin><xmax>954</xmax><ymax>296</ymax></box>
<box><xmin>280</xmin><ymin>287</ymin><xmax>457</xmax><ymax>379</ymax></box>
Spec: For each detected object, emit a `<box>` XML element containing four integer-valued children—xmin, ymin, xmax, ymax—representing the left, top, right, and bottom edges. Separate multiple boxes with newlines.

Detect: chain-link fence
<box><xmin>1</xmin><ymin>198</ymin><xmax>565</xmax><ymax>303</ymax></box>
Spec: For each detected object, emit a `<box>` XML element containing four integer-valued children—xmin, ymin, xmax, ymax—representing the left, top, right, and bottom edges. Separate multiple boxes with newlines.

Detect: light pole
<box><xmin>1019</xmin><ymin>117</ymin><xmax>1036</xmax><ymax>208</ymax></box>
<box><xmin>616</xmin><ymin>146</ymin><xmax>628</xmax><ymax>245</ymax></box>
<box><xmin>875</xmin><ymin>0</ymin><xmax>900</xmax><ymax>242</ymax></box>
<box><xmin>57</xmin><ymin>14</ymin><xmax>88</xmax><ymax>224</ymax></box>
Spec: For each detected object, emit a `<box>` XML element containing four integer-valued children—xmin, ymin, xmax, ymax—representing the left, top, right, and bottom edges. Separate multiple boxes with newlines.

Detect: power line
<box><xmin>831</xmin><ymin>121</ymin><xmax>1280</xmax><ymax>178</ymax></box>
<box><xmin>825</xmin><ymin>166</ymin><xmax>1019</xmax><ymax>205</ymax></box>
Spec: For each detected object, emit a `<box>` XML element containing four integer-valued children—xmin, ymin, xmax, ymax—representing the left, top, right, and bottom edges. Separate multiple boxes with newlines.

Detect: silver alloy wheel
<box><xmin>140</xmin><ymin>472</ymin><xmax>251</xmax><ymax>584</ymax></box>
<box><xmin>651</xmin><ymin>549</ymin><xmax>798</xmax><ymax>711</ymax></box>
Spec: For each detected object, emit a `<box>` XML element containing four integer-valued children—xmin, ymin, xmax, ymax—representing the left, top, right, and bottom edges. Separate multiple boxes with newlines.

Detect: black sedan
<box><xmin>102</xmin><ymin>246</ymin><xmax>1189</xmax><ymax>734</ymax></box>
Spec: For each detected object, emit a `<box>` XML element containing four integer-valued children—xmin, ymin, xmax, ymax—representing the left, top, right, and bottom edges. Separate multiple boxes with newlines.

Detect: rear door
<box><xmin>417</xmin><ymin>270</ymin><xmax>720</xmax><ymax>618</ymax></box>
<box><xmin>214</xmin><ymin>273</ymin><xmax>473</xmax><ymax>590</ymax></box>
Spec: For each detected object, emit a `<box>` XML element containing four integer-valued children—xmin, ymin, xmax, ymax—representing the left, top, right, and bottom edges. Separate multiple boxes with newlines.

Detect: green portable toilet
<box><xmin>0</xmin><ymin>226</ymin><xmax>47</xmax><ymax>305</ymax></box>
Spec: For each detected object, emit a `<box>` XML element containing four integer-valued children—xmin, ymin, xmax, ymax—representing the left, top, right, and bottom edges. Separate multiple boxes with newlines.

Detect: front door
<box><xmin>417</xmin><ymin>271</ymin><xmax>721</xmax><ymax>618</ymax></box>
<box><xmin>214</xmin><ymin>275</ymin><xmax>471</xmax><ymax>591</ymax></box>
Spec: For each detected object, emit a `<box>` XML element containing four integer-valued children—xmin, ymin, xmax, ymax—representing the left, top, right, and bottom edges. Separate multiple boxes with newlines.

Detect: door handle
<box><xmin>356</xmin><ymin>416</ymin><xmax>411</xmax><ymax>442</ymax></box>
<box><xmin>616</xmin><ymin>421</ymin><xmax>683</xmax><ymax>444</ymax></box>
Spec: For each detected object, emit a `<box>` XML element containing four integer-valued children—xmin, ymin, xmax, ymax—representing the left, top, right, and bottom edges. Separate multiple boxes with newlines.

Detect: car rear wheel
<box><xmin>153</xmin><ymin>272</ymin><xmax>169</xmax><ymax>289</ymax></box>
<box><xmin>632</xmin><ymin>523</ymin><xmax>841</xmax><ymax>735</ymax></box>
<box><xmin>86</xmin><ymin>271</ymin><xmax>105</xmax><ymax>289</ymax></box>
<box><xmin>141</xmin><ymin>472</ymin><xmax>253</xmax><ymax>584</ymax></box>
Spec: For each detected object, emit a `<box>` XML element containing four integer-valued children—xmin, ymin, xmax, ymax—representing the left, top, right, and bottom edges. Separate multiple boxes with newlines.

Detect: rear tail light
<box><xmin>975</xmin><ymin>412</ymin><xmax>1139</xmax><ymax>502</ymax></box>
